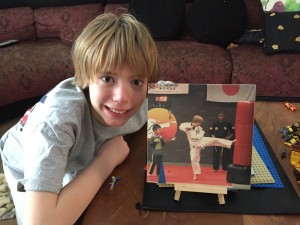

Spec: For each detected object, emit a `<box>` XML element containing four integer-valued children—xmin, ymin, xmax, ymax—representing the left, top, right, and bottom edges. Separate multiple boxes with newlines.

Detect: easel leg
<box><xmin>174</xmin><ymin>190</ymin><xmax>181</xmax><ymax>201</ymax></box>
<box><xmin>218</xmin><ymin>194</ymin><xmax>225</xmax><ymax>205</ymax></box>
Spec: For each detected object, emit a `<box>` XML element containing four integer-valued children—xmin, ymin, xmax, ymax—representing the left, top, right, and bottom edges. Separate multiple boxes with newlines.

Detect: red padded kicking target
<box><xmin>233</xmin><ymin>101</ymin><xmax>255</xmax><ymax>167</ymax></box>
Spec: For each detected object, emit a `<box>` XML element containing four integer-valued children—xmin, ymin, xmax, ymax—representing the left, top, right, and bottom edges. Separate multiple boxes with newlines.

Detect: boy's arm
<box><xmin>161</xmin><ymin>137</ymin><xmax>165</xmax><ymax>146</ymax></box>
<box><xmin>24</xmin><ymin>136</ymin><xmax>129</xmax><ymax>225</ymax></box>
<box><xmin>149</xmin><ymin>136</ymin><xmax>156</xmax><ymax>146</ymax></box>
<box><xmin>226</xmin><ymin>122</ymin><xmax>234</xmax><ymax>140</ymax></box>
<box><xmin>179</xmin><ymin>122</ymin><xmax>191</xmax><ymax>132</ymax></box>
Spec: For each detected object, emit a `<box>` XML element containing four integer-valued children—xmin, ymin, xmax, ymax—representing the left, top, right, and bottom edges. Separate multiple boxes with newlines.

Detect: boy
<box><xmin>0</xmin><ymin>13</ymin><xmax>159</xmax><ymax>224</ymax></box>
<box><xmin>179</xmin><ymin>115</ymin><xmax>204</xmax><ymax>180</ymax></box>
<box><xmin>148</xmin><ymin>124</ymin><xmax>165</xmax><ymax>176</ymax></box>
<box><xmin>180</xmin><ymin>115</ymin><xmax>234</xmax><ymax>180</ymax></box>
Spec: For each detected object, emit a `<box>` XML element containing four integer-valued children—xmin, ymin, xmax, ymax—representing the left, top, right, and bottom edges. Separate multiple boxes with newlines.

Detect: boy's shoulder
<box><xmin>20</xmin><ymin>78</ymin><xmax>89</xmax><ymax>130</ymax></box>
<box><xmin>179</xmin><ymin>122</ymin><xmax>191</xmax><ymax>128</ymax></box>
<box><xmin>48</xmin><ymin>77</ymin><xmax>83</xmax><ymax>97</ymax></box>
<box><xmin>45</xmin><ymin>78</ymin><xmax>87</xmax><ymax>108</ymax></box>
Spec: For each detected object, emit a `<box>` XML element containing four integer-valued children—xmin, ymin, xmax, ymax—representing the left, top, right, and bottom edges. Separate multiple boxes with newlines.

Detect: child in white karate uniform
<box><xmin>180</xmin><ymin>115</ymin><xmax>234</xmax><ymax>180</ymax></box>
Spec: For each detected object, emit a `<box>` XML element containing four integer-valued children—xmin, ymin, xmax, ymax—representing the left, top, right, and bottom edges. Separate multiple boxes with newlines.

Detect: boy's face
<box><xmin>192</xmin><ymin>122</ymin><xmax>200</xmax><ymax>127</ymax></box>
<box><xmin>89</xmin><ymin>65</ymin><xmax>148</xmax><ymax>127</ymax></box>
<box><xmin>154</xmin><ymin>128</ymin><xmax>160</xmax><ymax>135</ymax></box>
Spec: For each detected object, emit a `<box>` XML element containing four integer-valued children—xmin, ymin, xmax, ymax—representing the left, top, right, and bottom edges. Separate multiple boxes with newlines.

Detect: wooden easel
<box><xmin>173</xmin><ymin>183</ymin><xmax>228</xmax><ymax>205</ymax></box>
<box><xmin>155</xmin><ymin>163</ymin><xmax>227</xmax><ymax>204</ymax></box>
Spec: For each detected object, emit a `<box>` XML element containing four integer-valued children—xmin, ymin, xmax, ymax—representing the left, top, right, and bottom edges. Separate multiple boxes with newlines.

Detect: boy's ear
<box><xmin>146</xmin><ymin>82</ymin><xmax>149</xmax><ymax>98</ymax></box>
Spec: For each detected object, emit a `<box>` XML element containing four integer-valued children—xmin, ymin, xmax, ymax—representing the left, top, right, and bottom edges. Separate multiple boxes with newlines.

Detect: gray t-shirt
<box><xmin>0</xmin><ymin>78</ymin><xmax>147</xmax><ymax>194</ymax></box>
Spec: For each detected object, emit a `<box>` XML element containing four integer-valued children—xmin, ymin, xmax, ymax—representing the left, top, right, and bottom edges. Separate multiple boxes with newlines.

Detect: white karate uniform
<box><xmin>179</xmin><ymin>122</ymin><xmax>233</xmax><ymax>175</ymax></box>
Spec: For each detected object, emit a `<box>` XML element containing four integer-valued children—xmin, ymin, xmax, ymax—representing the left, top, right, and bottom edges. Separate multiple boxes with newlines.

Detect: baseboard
<box><xmin>256</xmin><ymin>96</ymin><xmax>300</xmax><ymax>102</ymax></box>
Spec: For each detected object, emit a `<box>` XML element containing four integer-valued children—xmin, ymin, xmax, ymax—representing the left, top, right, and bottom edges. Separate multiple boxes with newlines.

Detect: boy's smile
<box><xmin>89</xmin><ymin>65</ymin><xmax>147</xmax><ymax>127</ymax></box>
<box><xmin>108</xmin><ymin>107</ymin><xmax>126</xmax><ymax>114</ymax></box>
<box><xmin>104</xmin><ymin>105</ymin><xmax>131</xmax><ymax>121</ymax></box>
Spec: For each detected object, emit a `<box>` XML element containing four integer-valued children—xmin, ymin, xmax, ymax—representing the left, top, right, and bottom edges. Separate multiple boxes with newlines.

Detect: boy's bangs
<box><xmin>95</xmin><ymin>40</ymin><xmax>149</xmax><ymax>80</ymax></box>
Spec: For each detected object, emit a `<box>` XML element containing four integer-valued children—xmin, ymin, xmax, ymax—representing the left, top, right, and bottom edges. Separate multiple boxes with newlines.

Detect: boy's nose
<box><xmin>112</xmin><ymin>84</ymin><xmax>130</xmax><ymax>103</ymax></box>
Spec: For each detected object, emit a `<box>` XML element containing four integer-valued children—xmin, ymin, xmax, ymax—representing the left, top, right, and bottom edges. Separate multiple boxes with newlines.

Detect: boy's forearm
<box><xmin>24</xmin><ymin>156</ymin><xmax>114</xmax><ymax>225</ymax></box>
<box><xmin>57</xmin><ymin>157</ymin><xmax>114</xmax><ymax>222</ymax></box>
<box><xmin>59</xmin><ymin>156</ymin><xmax>114</xmax><ymax>220</ymax></box>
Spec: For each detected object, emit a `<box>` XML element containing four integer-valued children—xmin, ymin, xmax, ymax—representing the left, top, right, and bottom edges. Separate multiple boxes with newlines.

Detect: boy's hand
<box><xmin>97</xmin><ymin>136</ymin><xmax>130</xmax><ymax>167</ymax></box>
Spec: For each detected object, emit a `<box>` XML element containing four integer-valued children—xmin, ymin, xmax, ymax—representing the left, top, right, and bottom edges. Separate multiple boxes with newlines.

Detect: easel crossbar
<box><xmin>174</xmin><ymin>184</ymin><xmax>228</xmax><ymax>194</ymax></box>
<box><xmin>174</xmin><ymin>184</ymin><xmax>228</xmax><ymax>204</ymax></box>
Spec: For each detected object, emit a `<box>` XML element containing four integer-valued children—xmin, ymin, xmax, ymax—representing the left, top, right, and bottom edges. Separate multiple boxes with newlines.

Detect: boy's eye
<box><xmin>101</xmin><ymin>76</ymin><xmax>114</xmax><ymax>83</ymax></box>
<box><xmin>132</xmin><ymin>79</ymin><xmax>144</xmax><ymax>86</ymax></box>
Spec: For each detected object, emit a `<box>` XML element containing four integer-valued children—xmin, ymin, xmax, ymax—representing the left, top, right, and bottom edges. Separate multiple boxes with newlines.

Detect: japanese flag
<box><xmin>206</xmin><ymin>84</ymin><xmax>256</xmax><ymax>103</ymax></box>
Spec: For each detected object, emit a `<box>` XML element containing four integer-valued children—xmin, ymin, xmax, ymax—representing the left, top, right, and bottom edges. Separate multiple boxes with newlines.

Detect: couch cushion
<box><xmin>156</xmin><ymin>40</ymin><xmax>232</xmax><ymax>84</ymax></box>
<box><xmin>104</xmin><ymin>3</ymin><xmax>129</xmax><ymax>15</ymax></box>
<box><xmin>106</xmin><ymin>0</ymin><xmax>129</xmax><ymax>3</ymax></box>
<box><xmin>186</xmin><ymin>0</ymin><xmax>247</xmax><ymax>48</ymax></box>
<box><xmin>228</xmin><ymin>44</ymin><xmax>300</xmax><ymax>97</ymax></box>
<box><xmin>0</xmin><ymin>7</ymin><xmax>36</xmax><ymax>42</ymax></box>
<box><xmin>0</xmin><ymin>40</ymin><xmax>74</xmax><ymax>108</ymax></box>
<box><xmin>128</xmin><ymin>0</ymin><xmax>186</xmax><ymax>40</ymax></box>
<box><xmin>60</xmin><ymin>25</ymin><xmax>85</xmax><ymax>46</ymax></box>
<box><xmin>34</xmin><ymin>3</ymin><xmax>104</xmax><ymax>39</ymax></box>
<box><xmin>26</xmin><ymin>0</ymin><xmax>106</xmax><ymax>8</ymax></box>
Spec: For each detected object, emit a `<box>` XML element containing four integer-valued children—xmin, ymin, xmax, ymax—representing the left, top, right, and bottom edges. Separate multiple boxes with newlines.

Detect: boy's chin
<box><xmin>103</xmin><ymin>116</ymin><xmax>130</xmax><ymax>127</ymax></box>
<box><xmin>106</xmin><ymin>120</ymin><xmax>127</xmax><ymax>127</ymax></box>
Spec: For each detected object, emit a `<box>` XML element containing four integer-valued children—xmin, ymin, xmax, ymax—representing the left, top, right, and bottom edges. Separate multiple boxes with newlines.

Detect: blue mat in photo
<box><xmin>252</xmin><ymin>124</ymin><xmax>284</xmax><ymax>188</ymax></box>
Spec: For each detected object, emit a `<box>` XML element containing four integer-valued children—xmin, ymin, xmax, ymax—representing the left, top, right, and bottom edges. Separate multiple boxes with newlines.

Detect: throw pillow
<box><xmin>0</xmin><ymin>0</ymin><xmax>27</xmax><ymax>9</ymax></box>
<box><xmin>128</xmin><ymin>0</ymin><xmax>186</xmax><ymax>40</ymax></box>
<box><xmin>234</xmin><ymin>29</ymin><xmax>264</xmax><ymax>45</ymax></box>
<box><xmin>244</xmin><ymin>0</ymin><xmax>264</xmax><ymax>30</ymax></box>
<box><xmin>264</xmin><ymin>11</ymin><xmax>300</xmax><ymax>54</ymax></box>
<box><xmin>186</xmin><ymin>0</ymin><xmax>247</xmax><ymax>48</ymax></box>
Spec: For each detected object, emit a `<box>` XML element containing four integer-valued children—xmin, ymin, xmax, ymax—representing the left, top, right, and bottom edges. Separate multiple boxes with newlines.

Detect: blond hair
<box><xmin>192</xmin><ymin>115</ymin><xmax>203</xmax><ymax>123</ymax></box>
<box><xmin>71</xmin><ymin>13</ymin><xmax>160</xmax><ymax>88</ymax></box>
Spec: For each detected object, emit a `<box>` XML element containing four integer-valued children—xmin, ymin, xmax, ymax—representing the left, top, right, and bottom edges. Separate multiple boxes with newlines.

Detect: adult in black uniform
<box><xmin>209</xmin><ymin>111</ymin><xmax>235</xmax><ymax>171</ymax></box>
